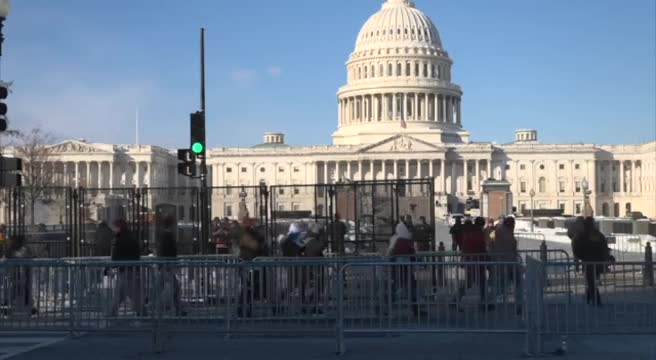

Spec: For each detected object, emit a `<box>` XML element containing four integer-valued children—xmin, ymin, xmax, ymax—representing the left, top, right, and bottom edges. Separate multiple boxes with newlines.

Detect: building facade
<box><xmin>6</xmin><ymin>0</ymin><xmax>656</xmax><ymax>222</ymax></box>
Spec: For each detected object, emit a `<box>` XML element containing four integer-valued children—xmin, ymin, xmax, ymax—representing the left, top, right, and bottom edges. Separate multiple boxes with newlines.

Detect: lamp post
<box><xmin>0</xmin><ymin>0</ymin><xmax>9</xmax><ymax>57</ymax></box>
<box><xmin>529</xmin><ymin>188</ymin><xmax>535</xmax><ymax>232</ymax></box>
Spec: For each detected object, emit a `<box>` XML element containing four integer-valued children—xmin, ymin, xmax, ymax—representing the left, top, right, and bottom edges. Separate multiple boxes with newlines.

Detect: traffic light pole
<box><xmin>199</xmin><ymin>27</ymin><xmax>210</xmax><ymax>254</ymax></box>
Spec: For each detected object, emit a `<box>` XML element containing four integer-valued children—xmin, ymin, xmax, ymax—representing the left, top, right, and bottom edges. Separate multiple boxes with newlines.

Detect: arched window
<box><xmin>625</xmin><ymin>203</ymin><xmax>631</xmax><ymax>214</ymax></box>
<box><xmin>602</xmin><ymin>203</ymin><xmax>609</xmax><ymax>216</ymax></box>
<box><xmin>415</xmin><ymin>63</ymin><xmax>420</xmax><ymax>77</ymax></box>
<box><xmin>538</xmin><ymin>177</ymin><xmax>546</xmax><ymax>193</ymax></box>
<box><xmin>364</xmin><ymin>66</ymin><xmax>368</xmax><ymax>79</ymax></box>
<box><xmin>397</xmin><ymin>63</ymin><xmax>402</xmax><ymax>76</ymax></box>
<box><xmin>423</xmin><ymin>63</ymin><xmax>428</xmax><ymax>77</ymax></box>
<box><xmin>380</xmin><ymin>64</ymin><xmax>384</xmax><ymax>77</ymax></box>
<box><xmin>358</xmin><ymin>67</ymin><xmax>361</xmax><ymax>79</ymax></box>
<box><xmin>431</xmin><ymin>64</ymin><xmax>436</xmax><ymax>78</ymax></box>
<box><xmin>613</xmin><ymin>203</ymin><xmax>620</xmax><ymax>217</ymax></box>
<box><xmin>388</xmin><ymin>63</ymin><xmax>393</xmax><ymax>76</ymax></box>
<box><xmin>406</xmin><ymin>63</ymin><xmax>411</xmax><ymax>76</ymax></box>
<box><xmin>371</xmin><ymin>65</ymin><xmax>375</xmax><ymax>78</ymax></box>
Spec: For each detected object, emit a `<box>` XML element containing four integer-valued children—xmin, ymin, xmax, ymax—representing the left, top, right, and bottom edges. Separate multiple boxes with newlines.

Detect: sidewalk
<box><xmin>8</xmin><ymin>333</ymin><xmax>656</xmax><ymax>360</ymax></box>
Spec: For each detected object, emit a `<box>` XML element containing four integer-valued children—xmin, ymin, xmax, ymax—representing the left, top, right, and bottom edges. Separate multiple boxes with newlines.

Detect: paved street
<box><xmin>4</xmin><ymin>332</ymin><xmax>656</xmax><ymax>360</ymax></box>
<box><xmin>0</xmin><ymin>332</ymin><xmax>67</xmax><ymax>360</ymax></box>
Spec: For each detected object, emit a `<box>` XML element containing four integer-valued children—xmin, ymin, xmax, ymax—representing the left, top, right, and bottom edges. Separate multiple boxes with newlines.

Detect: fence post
<box><xmin>644</xmin><ymin>242</ymin><xmax>654</xmax><ymax>287</ymax></box>
<box><xmin>437</xmin><ymin>242</ymin><xmax>445</xmax><ymax>287</ymax></box>
<box><xmin>336</xmin><ymin>265</ymin><xmax>345</xmax><ymax>355</ymax></box>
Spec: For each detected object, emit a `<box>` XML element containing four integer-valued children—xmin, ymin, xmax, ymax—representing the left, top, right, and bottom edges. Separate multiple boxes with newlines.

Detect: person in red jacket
<box><xmin>459</xmin><ymin>217</ymin><xmax>490</xmax><ymax>310</ymax></box>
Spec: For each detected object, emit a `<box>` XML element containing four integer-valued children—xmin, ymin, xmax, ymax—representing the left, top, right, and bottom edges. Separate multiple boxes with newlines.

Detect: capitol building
<box><xmin>9</xmin><ymin>0</ymin><xmax>656</xmax><ymax>222</ymax></box>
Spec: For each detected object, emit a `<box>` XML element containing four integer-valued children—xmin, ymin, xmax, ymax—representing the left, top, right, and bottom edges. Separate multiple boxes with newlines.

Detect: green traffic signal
<box><xmin>192</xmin><ymin>142</ymin><xmax>204</xmax><ymax>154</ymax></box>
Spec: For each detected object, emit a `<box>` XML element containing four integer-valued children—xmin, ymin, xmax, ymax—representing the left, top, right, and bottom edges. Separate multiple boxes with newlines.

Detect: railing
<box><xmin>1</xmin><ymin>256</ymin><xmax>654</xmax><ymax>356</ymax></box>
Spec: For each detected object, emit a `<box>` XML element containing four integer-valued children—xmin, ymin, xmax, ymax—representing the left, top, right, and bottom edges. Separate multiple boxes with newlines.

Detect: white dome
<box><xmin>355</xmin><ymin>0</ymin><xmax>442</xmax><ymax>52</ymax></box>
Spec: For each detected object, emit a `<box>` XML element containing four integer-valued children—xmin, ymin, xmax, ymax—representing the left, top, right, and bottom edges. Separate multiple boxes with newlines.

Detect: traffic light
<box><xmin>0</xmin><ymin>82</ymin><xmax>8</xmax><ymax>132</ymax></box>
<box><xmin>0</xmin><ymin>156</ymin><xmax>22</xmax><ymax>187</ymax></box>
<box><xmin>190</xmin><ymin>111</ymin><xmax>206</xmax><ymax>159</ymax></box>
<box><xmin>177</xmin><ymin>149</ymin><xmax>196</xmax><ymax>177</ymax></box>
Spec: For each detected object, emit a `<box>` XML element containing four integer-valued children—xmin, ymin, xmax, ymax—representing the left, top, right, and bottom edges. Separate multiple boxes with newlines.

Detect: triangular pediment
<box><xmin>359</xmin><ymin>134</ymin><xmax>443</xmax><ymax>153</ymax></box>
<box><xmin>48</xmin><ymin>140</ymin><xmax>111</xmax><ymax>154</ymax></box>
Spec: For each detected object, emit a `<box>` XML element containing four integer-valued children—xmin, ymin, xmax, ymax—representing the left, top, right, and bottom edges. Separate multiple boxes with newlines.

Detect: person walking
<box><xmin>212</xmin><ymin>218</ymin><xmax>231</xmax><ymax>255</ymax></box>
<box><xmin>387</xmin><ymin>222</ymin><xmax>418</xmax><ymax>316</ymax></box>
<box><xmin>237</xmin><ymin>225</ymin><xmax>268</xmax><ymax>317</ymax></box>
<box><xmin>450</xmin><ymin>217</ymin><xmax>464</xmax><ymax>251</ymax></box>
<box><xmin>108</xmin><ymin>219</ymin><xmax>143</xmax><ymax>317</ymax></box>
<box><xmin>483</xmin><ymin>218</ymin><xmax>496</xmax><ymax>251</ymax></box>
<box><xmin>459</xmin><ymin>217</ymin><xmax>489</xmax><ymax>303</ymax></box>
<box><xmin>414</xmin><ymin>216</ymin><xmax>433</xmax><ymax>252</ymax></box>
<box><xmin>489</xmin><ymin>217</ymin><xmax>521</xmax><ymax>310</ymax></box>
<box><xmin>156</xmin><ymin>215</ymin><xmax>183</xmax><ymax>316</ymax></box>
<box><xmin>4</xmin><ymin>235</ymin><xmax>37</xmax><ymax>316</ymax></box>
<box><xmin>574</xmin><ymin>217</ymin><xmax>610</xmax><ymax>306</ymax></box>
<box><xmin>94</xmin><ymin>221</ymin><xmax>114</xmax><ymax>257</ymax></box>
<box><xmin>330</xmin><ymin>213</ymin><xmax>347</xmax><ymax>255</ymax></box>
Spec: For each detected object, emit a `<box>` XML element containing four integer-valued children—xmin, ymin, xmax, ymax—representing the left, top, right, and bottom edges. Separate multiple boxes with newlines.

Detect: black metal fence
<box><xmin>0</xmin><ymin>179</ymin><xmax>434</xmax><ymax>258</ymax></box>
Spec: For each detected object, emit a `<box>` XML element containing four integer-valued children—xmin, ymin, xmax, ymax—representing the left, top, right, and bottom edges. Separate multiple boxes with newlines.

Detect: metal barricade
<box><xmin>529</xmin><ymin>260</ymin><xmax>656</xmax><ymax>346</ymax></box>
<box><xmin>336</xmin><ymin>260</ymin><xmax>525</xmax><ymax>354</ymax></box>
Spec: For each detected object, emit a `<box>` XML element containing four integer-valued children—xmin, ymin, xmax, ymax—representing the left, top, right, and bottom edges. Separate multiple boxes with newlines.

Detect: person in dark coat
<box><xmin>574</xmin><ymin>217</ymin><xmax>610</xmax><ymax>306</ymax></box>
<box><xmin>414</xmin><ymin>216</ymin><xmax>433</xmax><ymax>252</ymax></box>
<box><xmin>459</xmin><ymin>217</ymin><xmax>489</xmax><ymax>308</ymax></box>
<box><xmin>94</xmin><ymin>221</ymin><xmax>114</xmax><ymax>257</ymax></box>
<box><xmin>108</xmin><ymin>219</ymin><xmax>143</xmax><ymax>317</ymax></box>
<box><xmin>387</xmin><ymin>222</ymin><xmax>418</xmax><ymax>316</ymax></box>
<box><xmin>156</xmin><ymin>215</ymin><xmax>183</xmax><ymax>315</ymax></box>
<box><xmin>238</xmin><ymin>226</ymin><xmax>268</xmax><ymax>317</ymax></box>
<box><xmin>4</xmin><ymin>235</ymin><xmax>37</xmax><ymax>316</ymax></box>
<box><xmin>330</xmin><ymin>213</ymin><xmax>347</xmax><ymax>255</ymax></box>
<box><xmin>450</xmin><ymin>217</ymin><xmax>464</xmax><ymax>251</ymax></box>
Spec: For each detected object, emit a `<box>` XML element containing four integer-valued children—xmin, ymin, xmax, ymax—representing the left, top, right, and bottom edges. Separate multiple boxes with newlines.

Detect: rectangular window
<box><xmin>505</xmin><ymin>164</ymin><xmax>510</xmax><ymax>170</ymax></box>
<box><xmin>293</xmin><ymin>167</ymin><xmax>300</xmax><ymax>173</ymax></box>
<box><xmin>520</xmin><ymin>203</ymin><xmax>527</xmax><ymax>214</ymax></box>
<box><xmin>559</xmin><ymin>181</ymin><xmax>565</xmax><ymax>193</ymax></box>
<box><xmin>278</xmin><ymin>188</ymin><xmax>285</xmax><ymax>195</ymax></box>
<box><xmin>241</xmin><ymin>167</ymin><xmax>247</xmax><ymax>173</ymax></box>
<box><xmin>520</xmin><ymin>182</ymin><xmax>527</xmax><ymax>193</ymax></box>
<box><xmin>292</xmin><ymin>203</ymin><xmax>300</xmax><ymax>211</ymax></box>
<box><xmin>575</xmin><ymin>181</ymin><xmax>581</xmax><ymax>193</ymax></box>
<box><xmin>520</xmin><ymin>164</ymin><xmax>526</xmax><ymax>170</ymax></box>
<box><xmin>575</xmin><ymin>204</ymin><xmax>582</xmax><ymax>214</ymax></box>
<box><xmin>278</xmin><ymin>167</ymin><xmax>285</xmax><ymax>173</ymax></box>
<box><xmin>278</xmin><ymin>204</ymin><xmax>285</xmax><ymax>211</ymax></box>
<box><xmin>293</xmin><ymin>187</ymin><xmax>300</xmax><ymax>195</ymax></box>
<box><xmin>559</xmin><ymin>203</ymin><xmax>566</xmax><ymax>212</ymax></box>
<box><xmin>575</xmin><ymin>164</ymin><xmax>580</xmax><ymax>170</ymax></box>
<box><xmin>613</xmin><ymin>182</ymin><xmax>618</xmax><ymax>192</ymax></box>
<box><xmin>225</xmin><ymin>187</ymin><xmax>232</xmax><ymax>195</ymax></box>
<box><xmin>601</xmin><ymin>183</ymin><xmax>606</xmax><ymax>192</ymax></box>
<box><xmin>225</xmin><ymin>204</ymin><xmax>233</xmax><ymax>217</ymax></box>
<box><xmin>226</xmin><ymin>167</ymin><xmax>232</xmax><ymax>173</ymax></box>
<box><xmin>559</xmin><ymin>164</ymin><xmax>565</xmax><ymax>170</ymax></box>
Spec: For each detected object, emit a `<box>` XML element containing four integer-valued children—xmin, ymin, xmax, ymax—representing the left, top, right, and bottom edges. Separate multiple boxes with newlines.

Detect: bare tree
<box><xmin>14</xmin><ymin>127</ymin><xmax>56</xmax><ymax>225</ymax></box>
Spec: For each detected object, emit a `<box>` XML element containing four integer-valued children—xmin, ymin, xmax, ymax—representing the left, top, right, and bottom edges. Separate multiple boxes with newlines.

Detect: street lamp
<box><xmin>0</xmin><ymin>0</ymin><xmax>10</xmax><ymax>57</ymax></box>
<box><xmin>529</xmin><ymin>188</ymin><xmax>536</xmax><ymax>232</ymax></box>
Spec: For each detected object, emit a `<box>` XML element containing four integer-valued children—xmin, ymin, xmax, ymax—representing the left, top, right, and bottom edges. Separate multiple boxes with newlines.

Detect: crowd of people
<box><xmin>0</xmin><ymin>211</ymin><xmax>618</xmax><ymax>317</ymax></box>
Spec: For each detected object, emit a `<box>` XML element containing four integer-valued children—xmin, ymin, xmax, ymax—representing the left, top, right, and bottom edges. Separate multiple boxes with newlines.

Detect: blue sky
<box><xmin>4</xmin><ymin>0</ymin><xmax>655</xmax><ymax>148</ymax></box>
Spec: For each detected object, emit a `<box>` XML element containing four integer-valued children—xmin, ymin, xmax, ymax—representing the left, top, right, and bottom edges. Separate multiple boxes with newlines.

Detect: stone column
<box><xmin>487</xmin><ymin>159</ymin><xmax>492</xmax><ymax>181</ymax></box>
<box><xmin>335</xmin><ymin>161</ymin><xmax>341</xmax><ymax>182</ymax></box>
<box><xmin>358</xmin><ymin>161</ymin><xmax>363</xmax><ymax>181</ymax></box>
<box><xmin>463</xmin><ymin>160</ymin><xmax>469</xmax><ymax>193</ymax></box>
<box><xmin>98</xmin><ymin>162</ymin><xmax>103</xmax><ymax>188</ymax></box>
<box><xmin>631</xmin><ymin>161</ymin><xmax>636</xmax><ymax>193</ymax></box>
<box><xmin>392</xmin><ymin>94</ymin><xmax>397</xmax><ymax>121</ymax></box>
<box><xmin>145</xmin><ymin>162</ymin><xmax>151</xmax><ymax>187</ymax></box>
<box><xmin>433</xmin><ymin>94</ymin><xmax>438</xmax><ymax>122</ymax></box>
<box><xmin>414</xmin><ymin>93</ymin><xmax>419</xmax><ymax>121</ymax></box>
<box><xmin>441</xmin><ymin>160</ymin><xmax>446</xmax><ymax>193</ymax></box>
<box><xmin>370</xmin><ymin>161</ymin><xmax>374</xmax><ymax>181</ymax></box>
<box><xmin>416</xmin><ymin>159</ymin><xmax>421</xmax><ymax>178</ymax></box>
<box><xmin>441</xmin><ymin>95</ymin><xmax>447</xmax><ymax>123</ymax></box>
<box><xmin>85</xmin><ymin>162</ymin><xmax>91</xmax><ymax>188</ymax></box>
<box><xmin>405</xmin><ymin>160</ymin><xmax>410</xmax><ymax>179</ymax></box>
<box><xmin>109</xmin><ymin>162</ymin><xmax>113</xmax><ymax>188</ymax></box>
<box><xmin>347</xmin><ymin>161</ymin><xmax>351</xmax><ymax>181</ymax></box>
<box><xmin>424</xmin><ymin>94</ymin><xmax>429</xmax><ymax>121</ymax></box>
<box><xmin>456</xmin><ymin>98</ymin><xmax>462</xmax><ymax>126</ymax></box>
<box><xmin>620</xmin><ymin>160</ymin><xmax>625</xmax><ymax>193</ymax></box>
<box><xmin>323</xmin><ymin>162</ymin><xmax>328</xmax><ymax>184</ymax></box>
<box><xmin>74</xmin><ymin>162</ymin><xmax>80</xmax><ymax>188</ymax></box>
<box><xmin>475</xmin><ymin>160</ymin><xmax>480</xmax><ymax>193</ymax></box>
<box><xmin>429</xmin><ymin>160</ymin><xmax>434</xmax><ymax>178</ymax></box>
<box><xmin>451</xmin><ymin>161</ymin><xmax>457</xmax><ymax>194</ymax></box>
<box><xmin>393</xmin><ymin>160</ymin><xmax>398</xmax><ymax>179</ymax></box>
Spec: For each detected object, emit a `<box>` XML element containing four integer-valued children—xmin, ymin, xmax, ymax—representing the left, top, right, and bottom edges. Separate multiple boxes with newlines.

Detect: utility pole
<box><xmin>199</xmin><ymin>27</ymin><xmax>209</xmax><ymax>254</ymax></box>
